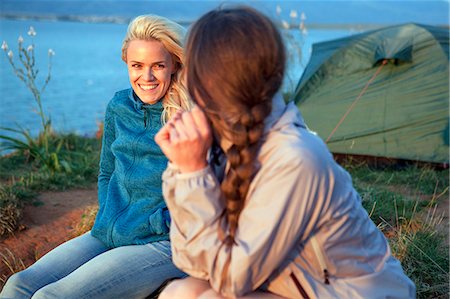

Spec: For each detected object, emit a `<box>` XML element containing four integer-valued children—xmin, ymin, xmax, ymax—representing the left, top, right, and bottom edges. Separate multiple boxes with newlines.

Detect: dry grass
<box><xmin>73</xmin><ymin>204</ymin><xmax>98</xmax><ymax>237</ymax></box>
<box><xmin>349</xmin><ymin>162</ymin><xmax>449</xmax><ymax>299</ymax></box>
<box><xmin>0</xmin><ymin>248</ymin><xmax>26</xmax><ymax>285</ymax></box>
<box><xmin>0</xmin><ymin>186</ymin><xmax>23</xmax><ymax>237</ymax></box>
<box><xmin>386</xmin><ymin>211</ymin><xmax>449</xmax><ymax>298</ymax></box>
<box><xmin>0</xmin><ymin>204</ymin><xmax>22</xmax><ymax>237</ymax></box>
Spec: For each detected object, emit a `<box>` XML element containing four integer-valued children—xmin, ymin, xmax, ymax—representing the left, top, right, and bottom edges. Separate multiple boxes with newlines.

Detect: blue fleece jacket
<box><xmin>91</xmin><ymin>88</ymin><xmax>170</xmax><ymax>248</ymax></box>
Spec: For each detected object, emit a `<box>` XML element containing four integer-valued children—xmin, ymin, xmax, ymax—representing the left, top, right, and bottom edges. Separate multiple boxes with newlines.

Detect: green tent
<box><xmin>293</xmin><ymin>23</ymin><xmax>449</xmax><ymax>164</ymax></box>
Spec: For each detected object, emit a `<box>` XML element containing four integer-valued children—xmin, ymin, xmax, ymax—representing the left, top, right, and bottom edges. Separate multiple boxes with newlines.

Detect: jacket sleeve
<box><xmin>162</xmin><ymin>146</ymin><xmax>331</xmax><ymax>298</ymax></box>
<box><xmin>97</xmin><ymin>101</ymin><xmax>116</xmax><ymax>206</ymax></box>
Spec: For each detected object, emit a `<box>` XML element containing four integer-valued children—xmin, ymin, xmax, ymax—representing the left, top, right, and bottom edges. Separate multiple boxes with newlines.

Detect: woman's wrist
<box><xmin>178</xmin><ymin>160</ymin><xmax>208</xmax><ymax>173</ymax></box>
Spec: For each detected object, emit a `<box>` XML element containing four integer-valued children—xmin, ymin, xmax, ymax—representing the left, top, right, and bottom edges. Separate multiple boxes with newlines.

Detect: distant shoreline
<box><xmin>1</xmin><ymin>13</ymin><xmax>427</xmax><ymax>30</ymax></box>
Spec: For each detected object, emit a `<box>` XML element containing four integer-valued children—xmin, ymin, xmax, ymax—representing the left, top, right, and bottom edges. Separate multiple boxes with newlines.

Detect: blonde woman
<box><xmin>1</xmin><ymin>15</ymin><xmax>190</xmax><ymax>299</ymax></box>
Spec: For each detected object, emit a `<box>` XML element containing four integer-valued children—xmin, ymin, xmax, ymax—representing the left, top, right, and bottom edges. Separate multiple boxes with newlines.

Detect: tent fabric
<box><xmin>293</xmin><ymin>23</ymin><xmax>449</xmax><ymax>164</ymax></box>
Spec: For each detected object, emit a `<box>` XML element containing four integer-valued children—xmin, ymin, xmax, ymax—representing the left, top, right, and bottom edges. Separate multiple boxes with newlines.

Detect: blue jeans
<box><xmin>0</xmin><ymin>232</ymin><xmax>185</xmax><ymax>299</ymax></box>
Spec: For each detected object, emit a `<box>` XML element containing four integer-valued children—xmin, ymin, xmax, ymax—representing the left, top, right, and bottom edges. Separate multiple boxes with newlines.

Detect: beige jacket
<box><xmin>162</xmin><ymin>94</ymin><xmax>416</xmax><ymax>298</ymax></box>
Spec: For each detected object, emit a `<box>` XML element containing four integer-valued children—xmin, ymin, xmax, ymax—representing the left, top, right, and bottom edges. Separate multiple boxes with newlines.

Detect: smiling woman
<box><xmin>0</xmin><ymin>14</ymin><xmax>192</xmax><ymax>299</ymax></box>
<box><xmin>120</xmin><ymin>15</ymin><xmax>189</xmax><ymax>123</ymax></box>
<box><xmin>125</xmin><ymin>39</ymin><xmax>176</xmax><ymax>105</ymax></box>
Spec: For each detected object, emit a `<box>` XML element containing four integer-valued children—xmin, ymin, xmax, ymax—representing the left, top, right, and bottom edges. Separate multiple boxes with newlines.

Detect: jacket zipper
<box><xmin>108</xmin><ymin>115</ymin><xmax>149</xmax><ymax>247</ymax></box>
<box><xmin>143</xmin><ymin>108</ymin><xmax>148</xmax><ymax>128</ymax></box>
<box><xmin>290</xmin><ymin>272</ymin><xmax>310</xmax><ymax>299</ymax></box>
<box><xmin>311</xmin><ymin>235</ymin><xmax>330</xmax><ymax>284</ymax></box>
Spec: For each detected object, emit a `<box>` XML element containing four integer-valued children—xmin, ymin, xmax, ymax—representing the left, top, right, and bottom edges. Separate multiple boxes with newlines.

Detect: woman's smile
<box><xmin>126</xmin><ymin>39</ymin><xmax>175</xmax><ymax>105</ymax></box>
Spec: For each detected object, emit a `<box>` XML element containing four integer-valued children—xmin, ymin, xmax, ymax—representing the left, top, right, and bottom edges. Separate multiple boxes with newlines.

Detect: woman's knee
<box><xmin>31</xmin><ymin>286</ymin><xmax>59</xmax><ymax>299</ymax></box>
<box><xmin>1</xmin><ymin>271</ymin><xmax>34</xmax><ymax>298</ymax></box>
<box><xmin>3</xmin><ymin>271</ymin><xmax>24</xmax><ymax>288</ymax></box>
<box><xmin>159</xmin><ymin>277</ymin><xmax>211</xmax><ymax>299</ymax></box>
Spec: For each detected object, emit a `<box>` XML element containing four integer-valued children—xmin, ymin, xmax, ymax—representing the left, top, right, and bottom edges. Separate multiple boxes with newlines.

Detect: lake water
<box><xmin>0</xmin><ymin>19</ymin><xmax>129</xmax><ymax>137</ymax></box>
<box><xmin>0</xmin><ymin>18</ymin><xmax>355</xmax><ymax>137</ymax></box>
<box><xmin>0</xmin><ymin>0</ymin><xmax>447</xmax><ymax>137</ymax></box>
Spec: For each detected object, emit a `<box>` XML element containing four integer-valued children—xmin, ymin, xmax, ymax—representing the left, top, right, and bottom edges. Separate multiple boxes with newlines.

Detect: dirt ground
<box><xmin>0</xmin><ymin>188</ymin><xmax>98</xmax><ymax>286</ymax></box>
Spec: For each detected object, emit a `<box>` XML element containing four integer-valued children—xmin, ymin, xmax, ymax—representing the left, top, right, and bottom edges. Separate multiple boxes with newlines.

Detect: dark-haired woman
<box><xmin>155</xmin><ymin>6</ymin><xmax>415</xmax><ymax>299</ymax></box>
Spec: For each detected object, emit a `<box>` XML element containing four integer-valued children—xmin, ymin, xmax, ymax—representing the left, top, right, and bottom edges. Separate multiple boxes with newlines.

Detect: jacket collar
<box><xmin>268</xmin><ymin>93</ymin><xmax>307</xmax><ymax>133</ymax></box>
<box><xmin>129</xmin><ymin>89</ymin><xmax>163</xmax><ymax>112</ymax></box>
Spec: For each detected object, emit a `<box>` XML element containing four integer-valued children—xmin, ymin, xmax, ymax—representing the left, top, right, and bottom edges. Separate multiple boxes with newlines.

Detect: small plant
<box><xmin>0</xmin><ymin>184</ymin><xmax>22</xmax><ymax>236</ymax></box>
<box><xmin>0</xmin><ymin>26</ymin><xmax>65</xmax><ymax>173</ymax></box>
<box><xmin>73</xmin><ymin>205</ymin><xmax>98</xmax><ymax>237</ymax></box>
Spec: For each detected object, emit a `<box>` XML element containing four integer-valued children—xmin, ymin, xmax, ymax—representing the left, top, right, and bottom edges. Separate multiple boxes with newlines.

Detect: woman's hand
<box><xmin>155</xmin><ymin>106</ymin><xmax>213</xmax><ymax>173</ymax></box>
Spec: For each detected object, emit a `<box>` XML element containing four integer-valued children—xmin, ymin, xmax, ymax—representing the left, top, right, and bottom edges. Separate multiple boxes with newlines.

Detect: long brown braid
<box><xmin>185</xmin><ymin>6</ymin><xmax>286</xmax><ymax>288</ymax></box>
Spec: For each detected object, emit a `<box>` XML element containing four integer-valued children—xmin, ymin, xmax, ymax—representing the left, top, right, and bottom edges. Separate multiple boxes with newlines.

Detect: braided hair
<box><xmin>185</xmin><ymin>6</ymin><xmax>286</xmax><ymax>245</ymax></box>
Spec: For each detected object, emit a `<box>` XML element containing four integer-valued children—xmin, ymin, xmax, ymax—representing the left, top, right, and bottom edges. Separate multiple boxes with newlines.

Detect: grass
<box><xmin>342</xmin><ymin>160</ymin><xmax>449</xmax><ymax>298</ymax></box>
<box><xmin>0</xmin><ymin>186</ymin><xmax>22</xmax><ymax>236</ymax></box>
<box><xmin>0</xmin><ymin>248</ymin><xmax>26</xmax><ymax>285</ymax></box>
<box><xmin>391</xmin><ymin>224</ymin><xmax>449</xmax><ymax>298</ymax></box>
<box><xmin>0</xmin><ymin>133</ymin><xmax>100</xmax><ymax>186</ymax></box>
<box><xmin>73</xmin><ymin>204</ymin><xmax>98</xmax><ymax>237</ymax></box>
<box><xmin>0</xmin><ymin>133</ymin><xmax>101</xmax><ymax>235</ymax></box>
<box><xmin>0</xmin><ymin>139</ymin><xmax>448</xmax><ymax>298</ymax></box>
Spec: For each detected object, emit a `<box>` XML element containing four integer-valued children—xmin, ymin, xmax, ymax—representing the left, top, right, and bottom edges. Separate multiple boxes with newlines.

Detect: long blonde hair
<box><xmin>122</xmin><ymin>15</ymin><xmax>192</xmax><ymax>123</ymax></box>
